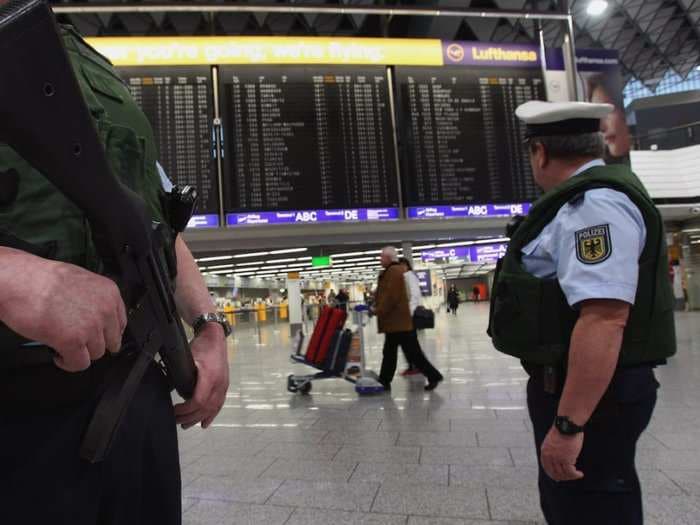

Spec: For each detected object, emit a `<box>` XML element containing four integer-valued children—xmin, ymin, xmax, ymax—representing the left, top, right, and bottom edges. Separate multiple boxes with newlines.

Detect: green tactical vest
<box><xmin>488</xmin><ymin>164</ymin><xmax>676</xmax><ymax>367</ymax></box>
<box><xmin>0</xmin><ymin>26</ymin><xmax>166</xmax><ymax>271</ymax></box>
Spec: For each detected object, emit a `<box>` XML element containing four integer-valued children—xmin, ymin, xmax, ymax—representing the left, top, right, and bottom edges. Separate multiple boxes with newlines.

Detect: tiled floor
<box><xmin>179</xmin><ymin>303</ymin><xmax>700</xmax><ymax>524</ymax></box>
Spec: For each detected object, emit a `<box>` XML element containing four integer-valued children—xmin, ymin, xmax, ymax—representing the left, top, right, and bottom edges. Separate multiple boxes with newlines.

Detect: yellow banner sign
<box><xmin>85</xmin><ymin>36</ymin><xmax>443</xmax><ymax>67</ymax></box>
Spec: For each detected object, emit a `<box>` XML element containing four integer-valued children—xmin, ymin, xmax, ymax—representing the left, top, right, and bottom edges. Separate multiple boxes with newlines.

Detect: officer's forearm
<box><xmin>0</xmin><ymin>247</ymin><xmax>50</xmax><ymax>321</ymax></box>
<box><xmin>557</xmin><ymin>299</ymin><xmax>630</xmax><ymax>426</ymax></box>
<box><xmin>172</xmin><ymin>236</ymin><xmax>217</xmax><ymax>327</ymax></box>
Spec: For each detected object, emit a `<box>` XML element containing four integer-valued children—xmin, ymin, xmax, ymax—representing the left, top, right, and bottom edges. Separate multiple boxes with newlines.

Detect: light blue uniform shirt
<box><xmin>521</xmin><ymin>159</ymin><xmax>646</xmax><ymax>307</ymax></box>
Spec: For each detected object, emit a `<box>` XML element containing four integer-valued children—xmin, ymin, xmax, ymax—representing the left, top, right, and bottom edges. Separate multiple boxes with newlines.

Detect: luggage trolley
<box><xmin>287</xmin><ymin>305</ymin><xmax>384</xmax><ymax>395</ymax></box>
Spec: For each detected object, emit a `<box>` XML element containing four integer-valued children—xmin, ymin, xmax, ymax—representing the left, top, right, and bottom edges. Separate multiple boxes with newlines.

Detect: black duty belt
<box><xmin>523</xmin><ymin>361</ymin><xmax>660</xmax><ymax>404</ymax></box>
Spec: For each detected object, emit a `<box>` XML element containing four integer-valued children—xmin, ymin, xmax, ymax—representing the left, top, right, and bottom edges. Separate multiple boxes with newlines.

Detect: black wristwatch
<box><xmin>554</xmin><ymin>416</ymin><xmax>585</xmax><ymax>435</ymax></box>
<box><xmin>192</xmin><ymin>312</ymin><xmax>232</xmax><ymax>338</ymax></box>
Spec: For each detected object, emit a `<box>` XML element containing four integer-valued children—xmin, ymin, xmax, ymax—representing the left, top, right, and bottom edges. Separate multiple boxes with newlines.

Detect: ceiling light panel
<box><xmin>341</xmin><ymin>256</ymin><xmax>378</xmax><ymax>263</ymax></box>
<box><xmin>196</xmin><ymin>255</ymin><xmax>234</xmax><ymax>263</ymax></box>
<box><xmin>201</xmin><ymin>264</ymin><xmax>236</xmax><ymax>270</ymax></box>
<box><xmin>269</xmin><ymin>248</ymin><xmax>308</xmax><ymax>254</ymax></box>
<box><xmin>265</xmin><ymin>258</ymin><xmax>298</xmax><ymax>263</ymax></box>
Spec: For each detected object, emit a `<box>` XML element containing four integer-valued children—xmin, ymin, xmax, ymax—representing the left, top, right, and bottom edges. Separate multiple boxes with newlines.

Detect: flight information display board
<box><xmin>219</xmin><ymin>66</ymin><xmax>399</xmax><ymax>226</ymax></box>
<box><xmin>396</xmin><ymin>66</ymin><xmax>545</xmax><ymax>214</ymax></box>
<box><xmin>119</xmin><ymin>66</ymin><xmax>219</xmax><ymax>225</ymax></box>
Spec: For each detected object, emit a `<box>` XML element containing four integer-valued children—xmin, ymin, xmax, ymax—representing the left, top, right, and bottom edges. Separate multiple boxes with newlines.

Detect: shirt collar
<box><xmin>570</xmin><ymin>158</ymin><xmax>605</xmax><ymax>178</ymax></box>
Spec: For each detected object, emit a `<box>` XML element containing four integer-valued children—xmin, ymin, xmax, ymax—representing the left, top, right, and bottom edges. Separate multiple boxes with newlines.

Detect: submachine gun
<box><xmin>0</xmin><ymin>0</ymin><xmax>198</xmax><ymax>462</ymax></box>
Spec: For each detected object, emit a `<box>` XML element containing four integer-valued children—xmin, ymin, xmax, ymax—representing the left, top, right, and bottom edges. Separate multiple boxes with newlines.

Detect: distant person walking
<box><xmin>335</xmin><ymin>288</ymin><xmax>350</xmax><ymax>312</ymax></box>
<box><xmin>447</xmin><ymin>285</ymin><xmax>459</xmax><ymax>315</ymax></box>
<box><xmin>472</xmin><ymin>285</ymin><xmax>481</xmax><ymax>302</ymax></box>
<box><xmin>372</xmin><ymin>247</ymin><xmax>443</xmax><ymax>391</ymax></box>
<box><xmin>398</xmin><ymin>257</ymin><xmax>442</xmax><ymax>383</ymax></box>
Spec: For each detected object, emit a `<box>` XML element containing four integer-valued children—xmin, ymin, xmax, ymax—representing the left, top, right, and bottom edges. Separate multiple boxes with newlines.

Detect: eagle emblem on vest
<box><xmin>575</xmin><ymin>224</ymin><xmax>612</xmax><ymax>264</ymax></box>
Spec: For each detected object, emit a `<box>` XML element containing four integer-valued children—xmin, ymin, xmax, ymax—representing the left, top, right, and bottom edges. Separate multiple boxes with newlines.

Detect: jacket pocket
<box><xmin>491</xmin><ymin>271</ymin><xmax>542</xmax><ymax>346</ymax></box>
<box><xmin>104</xmin><ymin>124</ymin><xmax>145</xmax><ymax>192</ymax></box>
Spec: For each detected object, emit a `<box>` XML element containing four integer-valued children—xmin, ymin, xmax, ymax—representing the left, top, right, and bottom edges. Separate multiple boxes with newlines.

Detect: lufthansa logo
<box><xmin>446</xmin><ymin>43</ymin><xmax>465</xmax><ymax>62</ymax></box>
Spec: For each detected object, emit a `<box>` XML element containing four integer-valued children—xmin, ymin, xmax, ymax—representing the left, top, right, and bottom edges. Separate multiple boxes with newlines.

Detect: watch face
<box><xmin>556</xmin><ymin>416</ymin><xmax>582</xmax><ymax>435</ymax></box>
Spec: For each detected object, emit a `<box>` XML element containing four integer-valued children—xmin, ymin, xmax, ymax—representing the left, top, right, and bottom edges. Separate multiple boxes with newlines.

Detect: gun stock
<box><xmin>0</xmin><ymin>0</ymin><xmax>197</xmax><ymax>462</ymax></box>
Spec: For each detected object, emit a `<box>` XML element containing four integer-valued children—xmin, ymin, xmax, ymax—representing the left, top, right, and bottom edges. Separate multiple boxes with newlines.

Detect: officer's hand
<box><xmin>0</xmin><ymin>252</ymin><xmax>126</xmax><ymax>372</ymax></box>
<box><xmin>540</xmin><ymin>426</ymin><xmax>585</xmax><ymax>482</ymax></box>
<box><xmin>173</xmin><ymin>323</ymin><xmax>229</xmax><ymax>429</ymax></box>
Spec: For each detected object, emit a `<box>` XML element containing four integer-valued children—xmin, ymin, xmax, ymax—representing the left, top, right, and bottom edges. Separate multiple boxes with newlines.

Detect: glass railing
<box><xmin>634</xmin><ymin>121</ymin><xmax>700</xmax><ymax>150</ymax></box>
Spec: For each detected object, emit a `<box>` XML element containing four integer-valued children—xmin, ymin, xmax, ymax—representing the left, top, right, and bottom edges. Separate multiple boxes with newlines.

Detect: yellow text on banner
<box><xmin>85</xmin><ymin>36</ymin><xmax>444</xmax><ymax>67</ymax></box>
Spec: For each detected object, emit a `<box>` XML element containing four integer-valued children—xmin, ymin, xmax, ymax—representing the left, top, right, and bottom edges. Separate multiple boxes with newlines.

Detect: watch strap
<box><xmin>554</xmin><ymin>415</ymin><xmax>585</xmax><ymax>435</ymax></box>
<box><xmin>192</xmin><ymin>312</ymin><xmax>231</xmax><ymax>338</ymax></box>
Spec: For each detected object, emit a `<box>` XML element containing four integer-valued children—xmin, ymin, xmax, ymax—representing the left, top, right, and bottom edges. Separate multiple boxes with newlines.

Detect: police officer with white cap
<box><xmin>488</xmin><ymin>101</ymin><xmax>676</xmax><ymax>524</ymax></box>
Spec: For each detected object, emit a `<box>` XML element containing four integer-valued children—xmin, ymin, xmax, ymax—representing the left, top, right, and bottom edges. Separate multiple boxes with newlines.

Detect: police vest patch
<box><xmin>575</xmin><ymin>224</ymin><xmax>612</xmax><ymax>264</ymax></box>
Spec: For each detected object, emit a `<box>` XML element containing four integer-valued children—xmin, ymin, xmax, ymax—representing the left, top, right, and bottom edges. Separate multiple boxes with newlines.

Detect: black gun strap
<box><xmin>80</xmin><ymin>350</ymin><xmax>153</xmax><ymax>463</ymax></box>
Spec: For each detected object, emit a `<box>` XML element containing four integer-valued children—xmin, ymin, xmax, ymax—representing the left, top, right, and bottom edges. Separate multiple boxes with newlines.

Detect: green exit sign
<box><xmin>312</xmin><ymin>256</ymin><xmax>331</xmax><ymax>267</ymax></box>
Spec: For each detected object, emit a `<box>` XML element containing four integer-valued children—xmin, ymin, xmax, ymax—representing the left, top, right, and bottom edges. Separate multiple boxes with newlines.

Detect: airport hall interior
<box><xmin>4</xmin><ymin>0</ymin><xmax>700</xmax><ymax>524</ymax></box>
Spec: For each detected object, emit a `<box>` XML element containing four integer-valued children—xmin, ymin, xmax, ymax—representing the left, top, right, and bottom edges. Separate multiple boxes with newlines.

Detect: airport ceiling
<box><xmin>51</xmin><ymin>0</ymin><xmax>700</xmax><ymax>91</ymax></box>
<box><xmin>192</xmin><ymin>240</ymin><xmax>501</xmax><ymax>283</ymax></box>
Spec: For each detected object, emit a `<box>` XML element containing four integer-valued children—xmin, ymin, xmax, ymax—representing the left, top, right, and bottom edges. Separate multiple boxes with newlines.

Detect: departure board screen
<box><xmin>119</xmin><ymin>67</ymin><xmax>219</xmax><ymax>219</ymax></box>
<box><xmin>396</xmin><ymin>67</ymin><xmax>546</xmax><ymax>208</ymax></box>
<box><xmin>219</xmin><ymin>66</ymin><xmax>399</xmax><ymax>222</ymax></box>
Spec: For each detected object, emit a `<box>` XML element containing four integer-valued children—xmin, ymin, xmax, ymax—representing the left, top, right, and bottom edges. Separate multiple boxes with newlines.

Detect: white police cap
<box><xmin>516</xmin><ymin>100</ymin><xmax>613</xmax><ymax>138</ymax></box>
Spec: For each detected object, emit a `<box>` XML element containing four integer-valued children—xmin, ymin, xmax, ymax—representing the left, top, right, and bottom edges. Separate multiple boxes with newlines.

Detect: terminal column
<box><xmin>402</xmin><ymin>242</ymin><xmax>414</xmax><ymax>264</ymax></box>
<box><xmin>287</xmin><ymin>272</ymin><xmax>303</xmax><ymax>337</ymax></box>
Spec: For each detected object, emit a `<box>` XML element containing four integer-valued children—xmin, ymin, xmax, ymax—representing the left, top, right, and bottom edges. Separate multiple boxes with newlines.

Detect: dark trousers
<box><xmin>379</xmin><ymin>330</ymin><xmax>442</xmax><ymax>385</ymax></box>
<box><xmin>526</xmin><ymin>365</ymin><xmax>658</xmax><ymax>525</ymax></box>
<box><xmin>0</xmin><ymin>363</ymin><xmax>181</xmax><ymax>524</ymax></box>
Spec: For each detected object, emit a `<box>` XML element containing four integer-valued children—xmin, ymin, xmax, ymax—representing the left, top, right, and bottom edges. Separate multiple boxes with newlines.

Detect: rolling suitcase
<box><xmin>324</xmin><ymin>328</ymin><xmax>353</xmax><ymax>374</ymax></box>
<box><xmin>305</xmin><ymin>306</ymin><xmax>332</xmax><ymax>363</ymax></box>
<box><xmin>313</xmin><ymin>308</ymin><xmax>347</xmax><ymax>366</ymax></box>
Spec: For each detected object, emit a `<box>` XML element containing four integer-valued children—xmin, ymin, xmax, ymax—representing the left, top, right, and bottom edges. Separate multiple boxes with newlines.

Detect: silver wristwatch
<box><xmin>192</xmin><ymin>312</ymin><xmax>232</xmax><ymax>338</ymax></box>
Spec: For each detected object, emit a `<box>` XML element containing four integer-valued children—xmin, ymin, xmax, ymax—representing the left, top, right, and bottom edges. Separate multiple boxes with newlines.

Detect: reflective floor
<box><xmin>179</xmin><ymin>304</ymin><xmax>700</xmax><ymax>525</ymax></box>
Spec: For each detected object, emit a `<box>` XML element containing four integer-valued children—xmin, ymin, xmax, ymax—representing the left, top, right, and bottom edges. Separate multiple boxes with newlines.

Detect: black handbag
<box><xmin>413</xmin><ymin>306</ymin><xmax>435</xmax><ymax>330</ymax></box>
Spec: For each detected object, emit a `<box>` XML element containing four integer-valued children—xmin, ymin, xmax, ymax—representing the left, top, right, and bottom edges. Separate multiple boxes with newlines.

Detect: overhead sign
<box><xmin>186</xmin><ymin>214</ymin><xmax>220</xmax><ymax>229</ymax></box>
<box><xmin>414</xmin><ymin>270</ymin><xmax>433</xmax><ymax>296</ymax></box>
<box><xmin>226</xmin><ymin>208</ymin><xmax>399</xmax><ymax>226</ymax></box>
<box><xmin>422</xmin><ymin>247</ymin><xmax>470</xmax><ymax>262</ymax></box>
<box><xmin>408</xmin><ymin>203</ymin><xmax>530</xmax><ymax>220</ymax></box>
<box><xmin>545</xmin><ymin>48</ymin><xmax>621</xmax><ymax>72</ymax></box>
<box><xmin>89</xmin><ymin>37</ymin><xmax>543</xmax><ymax>68</ymax></box>
<box><xmin>472</xmin><ymin>243</ymin><xmax>508</xmax><ymax>263</ymax></box>
<box><xmin>422</xmin><ymin>243</ymin><xmax>509</xmax><ymax>264</ymax></box>
<box><xmin>443</xmin><ymin>41</ymin><xmax>541</xmax><ymax>68</ymax></box>
<box><xmin>312</xmin><ymin>256</ymin><xmax>332</xmax><ymax>268</ymax></box>
<box><xmin>86</xmin><ymin>36</ymin><xmax>443</xmax><ymax>66</ymax></box>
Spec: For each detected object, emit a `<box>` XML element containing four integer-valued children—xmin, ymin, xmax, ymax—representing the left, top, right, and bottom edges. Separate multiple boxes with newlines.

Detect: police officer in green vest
<box><xmin>0</xmin><ymin>27</ymin><xmax>230</xmax><ymax>523</ymax></box>
<box><xmin>489</xmin><ymin>101</ymin><xmax>675</xmax><ymax>524</ymax></box>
